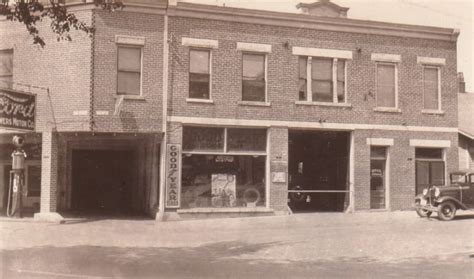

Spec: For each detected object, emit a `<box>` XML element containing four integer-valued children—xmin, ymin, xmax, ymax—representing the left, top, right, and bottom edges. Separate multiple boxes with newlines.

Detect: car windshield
<box><xmin>450</xmin><ymin>174</ymin><xmax>466</xmax><ymax>184</ymax></box>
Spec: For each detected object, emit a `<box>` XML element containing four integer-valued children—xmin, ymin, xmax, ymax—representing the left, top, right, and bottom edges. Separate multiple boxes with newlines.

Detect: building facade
<box><xmin>0</xmin><ymin>0</ymin><xmax>460</xmax><ymax>221</ymax></box>
<box><xmin>458</xmin><ymin>74</ymin><xmax>474</xmax><ymax>170</ymax></box>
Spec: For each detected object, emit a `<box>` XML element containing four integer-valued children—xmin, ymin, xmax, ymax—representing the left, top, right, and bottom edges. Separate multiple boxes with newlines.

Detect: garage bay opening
<box><xmin>71</xmin><ymin>149</ymin><xmax>142</xmax><ymax>217</ymax></box>
<box><xmin>288</xmin><ymin>130</ymin><xmax>350</xmax><ymax>213</ymax></box>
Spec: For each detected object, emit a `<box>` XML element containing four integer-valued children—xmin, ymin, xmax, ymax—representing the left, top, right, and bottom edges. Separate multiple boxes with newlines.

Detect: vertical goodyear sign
<box><xmin>0</xmin><ymin>89</ymin><xmax>36</xmax><ymax>131</ymax></box>
<box><xmin>166</xmin><ymin>144</ymin><xmax>181</xmax><ymax>208</ymax></box>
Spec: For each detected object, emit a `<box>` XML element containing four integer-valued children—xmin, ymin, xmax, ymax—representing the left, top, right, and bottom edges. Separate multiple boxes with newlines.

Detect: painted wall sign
<box><xmin>0</xmin><ymin>89</ymin><xmax>36</xmax><ymax>131</ymax></box>
<box><xmin>271</xmin><ymin>172</ymin><xmax>287</xmax><ymax>183</ymax></box>
<box><xmin>371</xmin><ymin>169</ymin><xmax>383</xmax><ymax>177</ymax></box>
<box><xmin>166</xmin><ymin>144</ymin><xmax>182</xmax><ymax>208</ymax></box>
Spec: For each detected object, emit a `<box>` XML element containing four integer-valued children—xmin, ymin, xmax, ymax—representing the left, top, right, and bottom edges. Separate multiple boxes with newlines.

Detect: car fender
<box><xmin>436</xmin><ymin>196</ymin><xmax>468</xmax><ymax>210</ymax></box>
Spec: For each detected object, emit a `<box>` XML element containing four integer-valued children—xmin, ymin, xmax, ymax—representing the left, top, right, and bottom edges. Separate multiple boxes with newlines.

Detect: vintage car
<box><xmin>415</xmin><ymin>169</ymin><xmax>474</xmax><ymax>221</ymax></box>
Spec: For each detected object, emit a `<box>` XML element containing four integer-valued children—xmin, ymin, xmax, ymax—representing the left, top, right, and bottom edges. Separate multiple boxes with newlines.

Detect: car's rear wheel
<box><xmin>438</xmin><ymin>201</ymin><xmax>456</xmax><ymax>221</ymax></box>
<box><xmin>416</xmin><ymin>207</ymin><xmax>432</xmax><ymax>218</ymax></box>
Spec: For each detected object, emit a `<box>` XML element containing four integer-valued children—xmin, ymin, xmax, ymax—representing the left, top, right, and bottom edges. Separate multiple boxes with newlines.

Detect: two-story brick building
<box><xmin>0</xmin><ymin>0</ymin><xmax>460</xmax><ymax>221</ymax></box>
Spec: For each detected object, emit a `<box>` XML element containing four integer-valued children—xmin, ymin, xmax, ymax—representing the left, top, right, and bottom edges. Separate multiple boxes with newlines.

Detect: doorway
<box><xmin>288</xmin><ymin>131</ymin><xmax>350</xmax><ymax>212</ymax></box>
<box><xmin>71</xmin><ymin>149</ymin><xmax>139</xmax><ymax>216</ymax></box>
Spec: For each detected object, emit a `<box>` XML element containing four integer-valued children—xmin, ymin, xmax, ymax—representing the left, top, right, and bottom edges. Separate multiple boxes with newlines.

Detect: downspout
<box><xmin>157</xmin><ymin>4</ymin><xmax>170</xmax><ymax>221</ymax></box>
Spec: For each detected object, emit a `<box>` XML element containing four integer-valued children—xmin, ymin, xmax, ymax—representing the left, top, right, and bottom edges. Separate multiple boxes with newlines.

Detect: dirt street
<box><xmin>0</xmin><ymin>211</ymin><xmax>473</xmax><ymax>278</ymax></box>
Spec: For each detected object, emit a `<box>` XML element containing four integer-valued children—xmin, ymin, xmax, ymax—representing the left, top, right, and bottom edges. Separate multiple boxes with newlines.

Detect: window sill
<box><xmin>295</xmin><ymin>101</ymin><xmax>352</xmax><ymax>108</ymax></box>
<box><xmin>238</xmin><ymin>101</ymin><xmax>271</xmax><ymax>107</ymax></box>
<box><xmin>422</xmin><ymin>109</ymin><xmax>445</xmax><ymax>115</ymax></box>
<box><xmin>177</xmin><ymin>207</ymin><xmax>273</xmax><ymax>214</ymax></box>
<box><xmin>186</xmin><ymin>98</ymin><xmax>214</xmax><ymax>104</ymax></box>
<box><xmin>373</xmin><ymin>107</ymin><xmax>401</xmax><ymax>113</ymax></box>
<box><xmin>116</xmin><ymin>95</ymin><xmax>145</xmax><ymax>101</ymax></box>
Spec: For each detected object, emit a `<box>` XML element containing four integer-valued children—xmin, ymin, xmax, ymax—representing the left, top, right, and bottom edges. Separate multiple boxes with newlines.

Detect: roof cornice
<box><xmin>169</xmin><ymin>2</ymin><xmax>459</xmax><ymax>42</ymax></box>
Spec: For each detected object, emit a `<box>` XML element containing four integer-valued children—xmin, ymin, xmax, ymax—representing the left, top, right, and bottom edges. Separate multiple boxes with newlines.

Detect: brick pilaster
<box><xmin>40</xmin><ymin>132</ymin><xmax>59</xmax><ymax>213</ymax></box>
<box><xmin>268</xmin><ymin>127</ymin><xmax>289</xmax><ymax>213</ymax></box>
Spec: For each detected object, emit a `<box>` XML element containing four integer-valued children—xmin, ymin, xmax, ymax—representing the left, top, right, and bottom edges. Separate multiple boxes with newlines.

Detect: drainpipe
<box><xmin>157</xmin><ymin>4</ymin><xmax>170</xmax><ymax>221</ymax></box>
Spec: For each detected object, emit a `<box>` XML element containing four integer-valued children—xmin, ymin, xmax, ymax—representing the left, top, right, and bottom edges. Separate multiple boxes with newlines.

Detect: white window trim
<box><xmin>115</xmin><ymin>35</ymin><xmax>145</xmax><ymax>46</ymax></box>
<box><xmin>292</xmin><ymin>46</ymin><xmax>353</xmax><ymax>60</ymax></box>
<box><xmin>371</xmin><ymin>53</ymin><xmax>401</xmax><ymax>63</ymax></box>
<box><xmin>417</xmin><ymin>56</ymin><xmax>446</xmax><ymax>66</ymax></box>
<box><xmin>375</xmin><ymin>62</ymin><xmax>399</xmax><ymax>110</ymax></box>
<box><xmin>300</xmin><ymin>56</ymin><xmax>348</xmax><ymax>104</ymax></box>
<box><xmin>409</xmin><ymin>139</ymin><xmax>451</xmax><ymax>148</ymax></box>
<box><xmin>241</xmin><ymin>52</ymin><xmax>268</xmax><ymax>103</ymax></box>
<box><xmin>237</xmin><ymin>42</ymin><xmax>272</xmax><ymax>53</ymax></box>
<box><xmin>421</xmin><ymin>65</ymin><xmax>442</xmax><ymax>112</ymax></box>
<box><xmin>116</xmin><ymin>44</ymin><xmax>144</xmax><ymax>97</ymax></box>
<box><xmin>182</xmin><ymin>37</ymin><xmax>218</xmax><ymax>49</ymax></box>
<box><xmin>366</xmin><ymin>138</ymin><xmax>394</xmax><ymax>146</ymax></box>
<box><xmin>188</xmin><ymin>48</ymin><xmax>213</xmax><ymax>100</ymax></box>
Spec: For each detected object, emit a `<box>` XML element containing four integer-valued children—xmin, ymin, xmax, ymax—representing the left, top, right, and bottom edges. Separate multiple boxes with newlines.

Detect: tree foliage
<box><xmin>0</xmin><ymin>0</ymin><xmax>124</xmax><ymax>47</ymax></box>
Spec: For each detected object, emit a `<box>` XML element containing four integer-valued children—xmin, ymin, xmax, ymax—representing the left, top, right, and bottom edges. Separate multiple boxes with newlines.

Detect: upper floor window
<box><xmin>423</xmin><ymin>66</ymin><xmax>440</xmax><ymax>110</ymax></box>
<box><xmin>117</xmin><ymin>45</ymin><xmax>142</xmax><ymax>95</ymax></box>
<box><xmin>298</xmin><ymin>56</ymin><xmax>347</xmax><ymax>103</ymax></box>
<box><xmin>189</xmin><ymin>49</ymin><xmax>211</xmax><ymax>99</ymax></box>
<box><xmin>417</xmin><ymin>56</ymin><xmax>445</xmax><ymax>113</ymax></box>
<box><xmin>242</xmin><ymin>53</ymin><xmax>266</xmax><ymax>102</ymax></box>
<box><xmin>376</xmin><ymin>63</ymin><xmax>397</xmax><ymax>108</ymax></box>
<box><xmin>0</xmin><ymin>49</ymin><xmax>13</xmax><ymax>88</ymax></box>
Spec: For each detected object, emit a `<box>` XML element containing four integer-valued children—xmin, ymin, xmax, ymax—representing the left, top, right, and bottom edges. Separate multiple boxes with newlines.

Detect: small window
<box><xmin>415</xmin><ymin>148</ymin><xmax>443</xmax><ymax>159</ymax></box>
<box><xmin>370</xmin><ymin>146</ymin><xmax>387</xmax><ymax>159</ymax></box>
<box><xmin>227</xmin><ymin>128</ymin><xmax>267</xmax><ymax>152</ymax></box>
<box><xmin>376</xmin><ymin>63</ymin><xmax>396</xmax><ymax>108</ymax></box>
<box><xmin>298</xmin><ymin>56</ymin><xmax>307</xmax><ymax>101</ymax></box>
<box><xmin>298</xmin><ymin>56</ymin><xmax>346</xmax><ymax>103</ymax></box>
<box><xmin>183</xmin><ymin>127</ymin><xmax>224</xmax><ymax>152</ymax></box>
<box><xmin>27</xmin><ymin>165</ymin><xmax>41</xmax><ymax>197</ymax></box>
<box><xmin>117</xmin><ymin>46</ymin><xmax>142</xmax><ymax>95</ymax></box>
<box><xmin>242</xmin><ymin>53</ymin><xmax>265</xmax><ymax>102</ymax></box>
<box><xmin>312</xmin><ymin>58</ymin><xmax>333</xmax><ymax>102</ymax></box>
<box><xmin>189</xmin><ymin>49</ymin><xmax>210</xmax><ymax>99</ymax></box>
<box><xmin>423</xmin><ymin>66</ymin><xmax>440</xmax><ymax>110</ymax></box>
<box><xmin>0</xmin><ymin>49</ymin><xmax>13</xmax><ymax>88</ymax></box>
<box><xmin>337</xmin><ymin>59</ymin><xmax>345</xmax><ymax>102</ymax></box>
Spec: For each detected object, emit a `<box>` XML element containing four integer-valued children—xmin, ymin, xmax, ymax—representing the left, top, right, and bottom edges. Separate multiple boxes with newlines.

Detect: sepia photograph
<box><xmin>0</xmin><ymin>0</ymin><xmax>473</xmax><ymax>278</ymax></box>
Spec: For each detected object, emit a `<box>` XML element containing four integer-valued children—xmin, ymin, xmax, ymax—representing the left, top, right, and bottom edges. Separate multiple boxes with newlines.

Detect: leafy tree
<box><xmin>0</xmin><ymin>0</ymin><xmax>124</xmax><ymax>47</ymax></box>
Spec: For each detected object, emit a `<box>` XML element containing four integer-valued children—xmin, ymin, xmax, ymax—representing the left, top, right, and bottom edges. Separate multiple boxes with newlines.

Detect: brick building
<box><xmin>458</xmin><ymin>74</ymin><xmax>474</xmax><ymax>170</ymax></box>
<box><xmin>0</xmin><ymin>0</ymin><xmax>461</xmax><ymax>221</ymax></box>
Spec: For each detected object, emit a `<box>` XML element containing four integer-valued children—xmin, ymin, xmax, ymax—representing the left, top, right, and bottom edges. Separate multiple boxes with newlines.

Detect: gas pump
<box><xmin>7</xmin><ymin>135</ymin><xmax>27</xmax><ymax>218</ymax></box>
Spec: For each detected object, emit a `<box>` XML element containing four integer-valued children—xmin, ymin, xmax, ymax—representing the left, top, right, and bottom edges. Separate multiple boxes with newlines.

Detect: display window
<box><xmin>181</xmin><ymin>155</ymin><xmax>265</xmax><ymax>208</ymax></box>
<box><xmin>181</xmin><ymin>126</ymin><xmax>267</xmax><ymax>209</ymax></box>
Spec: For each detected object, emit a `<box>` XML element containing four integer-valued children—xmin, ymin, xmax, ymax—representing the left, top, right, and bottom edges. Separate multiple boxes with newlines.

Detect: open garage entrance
<box><xmin>71</xmin><ymin>149</ymin><xmax>142</xmax><ymax>216</ymax></box>
<box><xmin>288</xmin><ymin>130</ymin><xmax>350</xmax><ymax>213</ymax></box>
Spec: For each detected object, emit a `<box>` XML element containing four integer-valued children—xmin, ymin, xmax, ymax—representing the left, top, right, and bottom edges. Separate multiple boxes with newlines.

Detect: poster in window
<box><xmin>211</xmin><ymin>174</ymin><xmax>236</xmax><ymax>207</ymax></box>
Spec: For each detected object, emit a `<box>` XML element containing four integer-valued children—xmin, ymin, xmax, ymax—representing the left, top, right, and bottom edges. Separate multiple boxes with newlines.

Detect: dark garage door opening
<box><xmin>288</xmin><ymin>131</ymin><xmax>350</xmax><ymax>213</ymax></box>
<box><xmin>71</xmin><ymin>149</ymin><xmax>142</xmax><ymax>216</ymax></box>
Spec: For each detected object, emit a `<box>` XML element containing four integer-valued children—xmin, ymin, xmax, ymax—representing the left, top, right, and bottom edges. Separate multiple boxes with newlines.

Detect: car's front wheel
<box><xmin>416</xmin><ymin>207</ymin><xmax>432</xmax><ymax>218</ymax></box>
<box><xmin>438</xmin><ymin>201</ymin><xmax>456</xmax><ymax>221</ymax></box>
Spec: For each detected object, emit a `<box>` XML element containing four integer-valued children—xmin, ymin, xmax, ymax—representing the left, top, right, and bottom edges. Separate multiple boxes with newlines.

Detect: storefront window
<box><xmin>183</xmin><ymin>127</ymin><xmax>224</xmax><ymax>152</ymax></box>
<box><xmin>181</xmin><ymin>155</ymin><xmax>265</xmax><ymax>209</ymax></box>
<box><xmin>227</xmin><ymin>128</ymin><xmax>266</xmax><ymax>152</ymax></box>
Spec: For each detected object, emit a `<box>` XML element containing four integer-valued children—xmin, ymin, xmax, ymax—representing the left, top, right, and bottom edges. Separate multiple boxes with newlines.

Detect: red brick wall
<box><xmin>269</xmin><ymin>127</ymin><xmax>289</xmax><ymax>213</ymax></box>
<box><xmin>353</xmin><ymin>130</ymin><xmax>458</xmax><ymax>211</ymax></box>
<box><xmin>91</xmin><ymin>10</ymin><xmax>164</xmax><ymax>133</ymax></box>
<box><xmin>167</xmin><ymin>17</ymin><xmax>458</xmax><ymax>128</ymax></box>
<box><xmin>0</xmin><ymin>11</ymin><xmax>93</xmax><ymax>132</ymax></box>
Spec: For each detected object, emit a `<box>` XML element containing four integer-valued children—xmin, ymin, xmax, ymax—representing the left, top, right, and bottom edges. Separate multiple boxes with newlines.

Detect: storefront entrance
<box><xmin>71</xmin><ymin>149</ymin><xmax>138</xmax><ymax>215</ymax></box>
<box><xmin>288</xmin><ymin>131</ymin><xmax>350</xmax><ymax>212</ymax></box>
